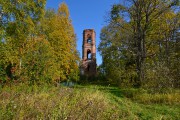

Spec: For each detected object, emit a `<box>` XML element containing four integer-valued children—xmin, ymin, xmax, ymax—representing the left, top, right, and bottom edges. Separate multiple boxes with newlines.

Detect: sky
<box><xmin>46</xmin><ymin>0</ymin><xmax>121</xmax><ymax>65</ymax></box>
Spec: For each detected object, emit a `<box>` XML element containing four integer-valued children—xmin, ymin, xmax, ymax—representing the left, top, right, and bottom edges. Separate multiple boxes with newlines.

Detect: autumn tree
<box><xmin>21</xmin><ymin>36</ymin><xmax>59</xmax><ymax>84</ymax></box>
<box><xmin>0</xmin><ymin>0</ymin><xmax>46</xmax><ymax>82</ymax></box>
<box><xmin>41</xmin><ymin>3</ymin><xmax>79</xmax><ymax>82</ymax></box>
<box><xmin>99</xmin><ymin>0</ymin><xmax>179</xmax><ymax>88</ymax></box>
<box><xmin>0</xmin><ymin>1</ymin><xmax>79</xmax><ymax>84</ymax></box>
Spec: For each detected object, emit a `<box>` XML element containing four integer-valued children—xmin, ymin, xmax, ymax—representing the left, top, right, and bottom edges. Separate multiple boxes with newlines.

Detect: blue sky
<box><xmin>46</xmin><ymin>0</ymin><xmax>121</xmax><ymax>65</ymax></box>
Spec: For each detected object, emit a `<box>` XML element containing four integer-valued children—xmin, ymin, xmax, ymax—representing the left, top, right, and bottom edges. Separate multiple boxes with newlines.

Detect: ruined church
<box><xmin>81</xmin><ymin>29</ymin><xmax>97</xmax><ymax>76</ymax></box>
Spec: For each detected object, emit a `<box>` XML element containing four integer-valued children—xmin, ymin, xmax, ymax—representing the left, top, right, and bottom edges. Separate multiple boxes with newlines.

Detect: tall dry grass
<box><xmin>0</xmin><ymin>84</ymin><xmax>180</xmax><ymax>120</ymax></box>
<box><xmin>0</xmin><ymin>84</ymin><xmax>121</xmax><ymax>119</ymax></box>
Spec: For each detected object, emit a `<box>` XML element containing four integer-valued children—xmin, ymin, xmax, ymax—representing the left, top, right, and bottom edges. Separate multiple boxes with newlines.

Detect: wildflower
<box><xmin>14</xmin><ymin>105</ymin><xmax>17</xmax><ymax>109</ymax></box>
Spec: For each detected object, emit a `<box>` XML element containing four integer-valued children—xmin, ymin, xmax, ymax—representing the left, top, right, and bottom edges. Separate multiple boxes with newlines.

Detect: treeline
<box><xmin>0</xmin><ymin>1</ymin><xmax>79</xmax><ymax>84</ymax></box>
<box><xmin>98</xmin><ymin>0</ymin><xmax>180</xmax><ymax>90</ymax></box>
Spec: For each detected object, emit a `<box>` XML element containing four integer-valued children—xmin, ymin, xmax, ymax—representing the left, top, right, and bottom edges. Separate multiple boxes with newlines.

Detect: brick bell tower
<box><xmin>81</xmin><ymin>29</ymin><xmax>97</xmax><ymax>76</ymax></box>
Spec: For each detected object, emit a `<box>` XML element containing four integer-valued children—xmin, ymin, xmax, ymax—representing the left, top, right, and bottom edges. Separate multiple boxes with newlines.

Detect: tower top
<box><xmin>83</xmin><ymin>29</ymin><xmax>96</xmax><ymax>33</ymax></box>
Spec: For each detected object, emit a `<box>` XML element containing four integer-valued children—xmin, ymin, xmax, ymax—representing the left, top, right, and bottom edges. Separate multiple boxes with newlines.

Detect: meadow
<box><xmin>0</xmin><ymin>83</ymin><xmax>179</xmax><ymax>120</ymax></box>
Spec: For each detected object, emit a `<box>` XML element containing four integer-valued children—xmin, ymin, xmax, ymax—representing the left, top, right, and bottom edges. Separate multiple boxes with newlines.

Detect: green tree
<box><xmin>99</xmin><ymin>0</ymin><xmax>179</xmax><ymax>88</ymax></box>
<box><xmin>0</xmin><ymin>0</ymin><xmax>46</xmax><ymax>82</ymax></box>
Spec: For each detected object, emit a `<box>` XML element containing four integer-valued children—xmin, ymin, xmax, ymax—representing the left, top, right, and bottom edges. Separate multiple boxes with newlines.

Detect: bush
<box><xmin>20</xmin><ymin>38</ymin><xmax>59</xmax><ymax>84</ymax></box>
<box><xmin>143</xmin><ymin>62</ymin><xmax>174</xmax><ymax>92</ymax></box>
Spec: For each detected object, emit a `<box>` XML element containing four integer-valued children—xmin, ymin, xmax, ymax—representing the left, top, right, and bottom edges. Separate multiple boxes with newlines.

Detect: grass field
<box><xmin>0</xmin><ymin>83</ymin><xmax>179</xmax><ymax>120</ymax></box>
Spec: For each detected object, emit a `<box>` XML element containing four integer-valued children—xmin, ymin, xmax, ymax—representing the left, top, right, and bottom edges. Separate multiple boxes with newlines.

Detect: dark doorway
<box><xmin>88</xmin><ymin>65</ymin><xmax>90</xmax><ymax>71</ymax></box>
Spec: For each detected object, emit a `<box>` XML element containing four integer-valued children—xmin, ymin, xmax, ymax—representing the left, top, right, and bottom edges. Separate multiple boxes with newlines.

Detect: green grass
<box><xmin>0</xmin><ymin>83</ymin><xmax>179</xmax><ymax>120</ymax></box>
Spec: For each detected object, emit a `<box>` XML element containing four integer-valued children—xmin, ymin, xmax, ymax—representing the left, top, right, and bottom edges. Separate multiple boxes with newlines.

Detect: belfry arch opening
<box><xmin>87</xmin><ymin>34</ymin><xmax>92</xmax><ymax>43</ymax></box>
<box><xmin>87</xmin><ymin>49</ymin><xmax>91</xmax><ymax>60</ymax></box>
<box><xmin>87</xmin><ymin>37</ymin><xmax>92</xmax><ymax>43</ymax></box>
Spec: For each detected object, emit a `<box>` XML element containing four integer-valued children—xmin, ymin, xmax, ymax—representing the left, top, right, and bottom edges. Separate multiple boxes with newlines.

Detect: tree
<box><xmin>42</xmin><ymin>3</ymin><xmax>79</xmax><ymax>82</ymax></box>
<box><xmin>0</xmin><ymin>0</ymin><xmax>46</xmax><ymax>82</ymax></box>
<box><xmin>21</xmin><ymin>37</ymin><xmax>58</xmax><ymax>84</ymax></box>
<box><xmin>99</xmin><ymin>0</ymin><xmax>179</xmax><ymax>88</ymax></box>
<box><xmin>0</xmin><ymin>1</ymin><xmax>79</xmax><ymax>84</ymax></box>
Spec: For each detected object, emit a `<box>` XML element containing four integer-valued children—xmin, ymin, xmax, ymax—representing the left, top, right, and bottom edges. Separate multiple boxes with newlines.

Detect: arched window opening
<box><xmin>87</xmin><ymin>38</ymin><xmax>92</xmax><ymax>43</ymax></box>
<box><xmin>87</xmin><ymin>49</ymin><xmax>91</xmax><ymax>60</ymax></box>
